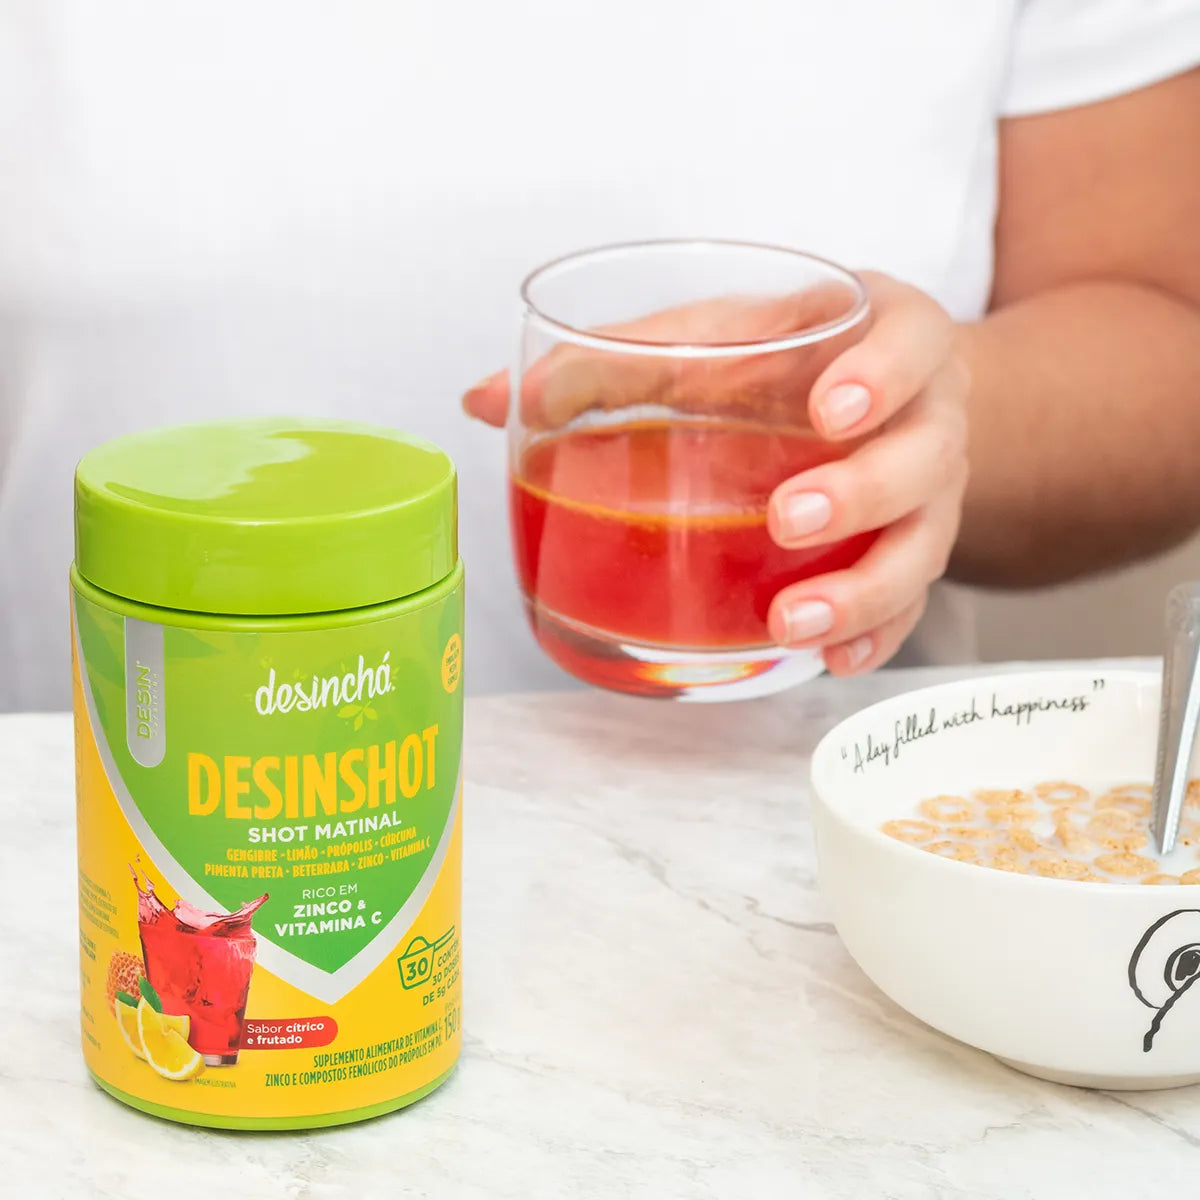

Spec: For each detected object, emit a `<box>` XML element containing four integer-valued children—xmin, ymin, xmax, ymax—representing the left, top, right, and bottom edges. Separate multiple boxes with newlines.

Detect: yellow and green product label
<box><xmin>73</xmin><ymin>579</ymin><xmax>464</xmax><ymax>1129</ymax></box>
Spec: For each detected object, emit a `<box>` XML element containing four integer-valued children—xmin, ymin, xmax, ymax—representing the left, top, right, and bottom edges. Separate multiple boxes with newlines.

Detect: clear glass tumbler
<box><xmin>508</xmin><ymin>239</ymin><xmax>872</xmax><ymax>702</ymax></box>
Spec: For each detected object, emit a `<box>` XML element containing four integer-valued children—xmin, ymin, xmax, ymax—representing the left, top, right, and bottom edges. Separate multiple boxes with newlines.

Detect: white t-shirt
<box><xmin>1</xmin><ymin>1</ymin><xmax>1197</xmax><ymax>711</ymax></box>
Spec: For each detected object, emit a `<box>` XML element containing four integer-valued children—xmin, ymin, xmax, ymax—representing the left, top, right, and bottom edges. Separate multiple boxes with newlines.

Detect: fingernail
<box><xmin>818</xmin><ymin>383</ymin><xmax>871</xmax><ymax>433</ymax></box>
<box><xmin>783</xmin><ymin>600</ymin><xmax>835</xmax><ymax>643</ymax></box>
<box><xmin>779</xmin><ymin>492</ymin><xmax>832</xmax><ymax>541</ymax></box>
<box><xmin>842</xmin><ymin>634</ymin><xmax>874</xmax><ymax>670</ymax></box>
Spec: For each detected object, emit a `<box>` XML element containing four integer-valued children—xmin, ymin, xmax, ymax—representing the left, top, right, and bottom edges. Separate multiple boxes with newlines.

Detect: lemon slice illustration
<box><xmin>159</xmin><ymin>1011</ymin><xmax>190</xmax><ymax>1040</ymax></box>
<box><xmin>137</xmin><ymin>1000</ymin><xmax>205</xmax><ymax>1081</ymax></box>
<box><xmin>115</xmin><ymin>1001</ymin><xmax>145</xmax><ymax>1061</ymax></box>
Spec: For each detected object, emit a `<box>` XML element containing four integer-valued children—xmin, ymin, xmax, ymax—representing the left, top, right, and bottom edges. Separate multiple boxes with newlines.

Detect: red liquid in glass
<box><xmin>134</xmin><ymin>869</ymin><xmax>267</xmax><ymax>1061</ymax></box>
<box><xmin>510</xmin><ymin>419</ymin><xmax>876</xmax><ymax>690</ymax></box>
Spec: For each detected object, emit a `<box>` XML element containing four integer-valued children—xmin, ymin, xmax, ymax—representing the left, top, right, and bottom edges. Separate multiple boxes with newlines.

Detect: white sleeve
<box><xmin>1001</xmin><ymin>0</ymin><xmax>1200</xmax><ymax>117</ymax></box>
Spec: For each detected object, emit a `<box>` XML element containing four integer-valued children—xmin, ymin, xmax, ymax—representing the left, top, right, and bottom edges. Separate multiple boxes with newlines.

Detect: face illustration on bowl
<box><xmin>810</xmin><ymin>669</ymin><xmax>1200</xmax><ymax>1091</ymax></box>
<box><xmin>1130</xmin><ymin>910</ymin><xmax>1200</xmax><ymax>1053</ymax></box>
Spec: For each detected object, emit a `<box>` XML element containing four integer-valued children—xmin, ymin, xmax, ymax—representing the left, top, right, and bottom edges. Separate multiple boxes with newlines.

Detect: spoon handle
<box><xmin>1152</xmin><ymin>583</ymin><xmax>1200</xmax><ymax>855</ymax></box>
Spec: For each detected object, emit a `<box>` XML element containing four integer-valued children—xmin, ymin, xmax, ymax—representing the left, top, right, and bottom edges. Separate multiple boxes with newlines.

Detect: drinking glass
<box><xmin>508</xmin><ymin>239</ymin><xmax>872</xmax><ymax>702</ymax></box>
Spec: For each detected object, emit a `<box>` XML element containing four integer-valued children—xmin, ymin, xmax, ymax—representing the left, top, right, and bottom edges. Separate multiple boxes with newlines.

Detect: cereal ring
<box><xmin>1094</xmin><ymin>852</ymin><xmax>1160</xmax><ymax>877</ymax></box>
<box><xmin>1007</xmin><ymin>827</ymin><xmax>1041</xmax><ymax>853</ymax></box>
<box><xmin>924</xmin><ymin>841</ymin><xmax>978</xmax><ymax>863</ymax></box>
<box><xmin>881</xmin><ymin>819</ymin><xmax>939</xmax><ymax>845</ymax></box>
<box><xmin>988</xmin><ymin>849</ymin><xmax>1023</xmax><ymax>873</ymax></box>
<box><xmin>917</xmin><ymin>795</ymin><xmax>975</xmax><ymax>823</ymax></box>
<box><xmin>1094</xmin><ymin>831</ymin><xmax>1149</xmax><ymax>854</ymax></box>
<box><xmin>1029</xmin><ymin>856</ymin><xmax>1092</xmax><ymax>880</ymax></box>
<box><xmin>1101</xmin><ymin>783</ymin><xmax>1151</xmax><ymax>801</ymax></box>
<box><xmin>942</xmin><ymin>825</ymin><xmax>999</xmax><ymax>842</ymax></box>
<box><xmin>1142</xmin><ymin>874</ymin><xmax>1182</xmax><ymax>885</ymax></box>
<box><xmin>1181</xmin><ymin>869</ymin><xmax>1200</xmax><ymax>886</ymax></box>
<box><xmin>1187</xmin><ymin>779</ymin><xmax>1200</xmax><ymax>809</ymax></box>
<box><xmin>974</xmin><ymin>789</ymin><xmax>1032</xmax><ymax>807</ymax></box>
<box><xmin>1034</xmin><ymin>781</ymin><xmax>1090</xmax><ymax>805</ymax></box>
<box><xmin>1096</xmin><ymin>786</ymin><xmax>1151</xmax><ymax>817</ymax></box>
<box><xmin>1087</xmin><ymin>809</ymin><xmax>1137</xmax><ymax>837</ymax></box>
<box><xmin>985</xmin><ymin>804</ymin><xmax>1036</xmax><ymax>826</ymax></box>
<box><xmin>1054</xmin><ymin>819</ymin><xmax>1092</xmax><ymax>856</ymax></box>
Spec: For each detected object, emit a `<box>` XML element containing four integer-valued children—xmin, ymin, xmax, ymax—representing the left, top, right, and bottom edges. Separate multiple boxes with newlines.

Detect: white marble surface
<box><xmin>6</xmin><ymin>658</ymin><xmax>1200</xmax><ymax>1199</ymax></box>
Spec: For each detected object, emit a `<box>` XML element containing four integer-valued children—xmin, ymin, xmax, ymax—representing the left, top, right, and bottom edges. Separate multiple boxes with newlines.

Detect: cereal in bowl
<box><xmin>881</xmin><ymin>780</ymin><xmax>1200</xmax><ymax>884</ymax></box>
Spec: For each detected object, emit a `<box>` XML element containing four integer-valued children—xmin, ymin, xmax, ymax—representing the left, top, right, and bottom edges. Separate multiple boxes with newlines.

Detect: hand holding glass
<box><xmin>508</xmin><ymin>240</ymin><xmax>875</xmax><ymax>701</ymax></box>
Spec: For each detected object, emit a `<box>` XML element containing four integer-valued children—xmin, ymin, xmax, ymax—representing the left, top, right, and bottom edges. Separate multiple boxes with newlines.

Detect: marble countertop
<box><xmin>4</xmin><ymin>658</ymin><xmax>1198</xmax><ymax>1199</ymax></box>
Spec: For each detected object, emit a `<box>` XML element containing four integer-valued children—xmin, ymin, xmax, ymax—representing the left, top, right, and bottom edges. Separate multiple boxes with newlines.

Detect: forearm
<box><xmin>950</xmin><ymin>280</ymin><xmax>1200</xmax><ymax>588</ymax></box>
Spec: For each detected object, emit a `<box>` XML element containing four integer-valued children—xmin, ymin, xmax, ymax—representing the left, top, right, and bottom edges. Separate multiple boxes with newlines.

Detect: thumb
<box><xmin>461</xmin><ymin>371</ymin><xmax>510</xmax><ymax>428</ymax></box>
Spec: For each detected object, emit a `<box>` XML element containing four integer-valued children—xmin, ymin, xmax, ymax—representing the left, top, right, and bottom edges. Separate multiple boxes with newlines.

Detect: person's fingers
<box><xmin>462</xmin><ymin>371</ymin><xmax>510</xmax><ymax>426</ymax></box>
<box><xmin>462</xmin><ymin>280</ymin><xmax>868</xmax><ymax>429</ymax></box>
<box><xmin>822</xmin><ymin>593</ymin><xmax>929</xmax><ymax>677</ymax></box>
<box><xmin>808</xmin><ymin>271</ymin><xmax>958</xmax><ymax>441</ymax></box>
<box><xmin>532</xmin><ymin>343</ymin><xmax>667</xmax><ymax>429</ymax></box>
<box><xmin>766</xmin><ymin>490</ymin><xmax>962</xmax><ymax>649</ymax></box>
<box><xmin>463</xmin><ymin>339</ymin><xmax>672</xmax><ymax>432</ymax></box>
<box><xmin>767</xmin><ymin>364</ymin><xmax>968</xmax><ymax>548</ymax></box>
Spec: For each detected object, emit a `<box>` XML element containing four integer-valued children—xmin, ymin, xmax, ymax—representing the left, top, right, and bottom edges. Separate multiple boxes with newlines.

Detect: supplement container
<box><xmin>71</xmin><ymin>418</ymin><xmax>464</xmax><ymax>1129</ymax></box>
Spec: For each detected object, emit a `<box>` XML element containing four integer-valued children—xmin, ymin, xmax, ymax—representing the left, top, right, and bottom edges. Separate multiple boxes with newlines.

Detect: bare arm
<box><xmin>951</xmin><ymin>67</ymin><xmax>1200</xmax><ymax>587</ymax></box>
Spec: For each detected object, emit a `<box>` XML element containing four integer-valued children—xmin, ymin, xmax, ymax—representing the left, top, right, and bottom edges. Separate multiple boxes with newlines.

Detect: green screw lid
<box><xmin>74</xmin><ymin>417</ymin><xmax>458</xmax><ymax>616</ymax></box>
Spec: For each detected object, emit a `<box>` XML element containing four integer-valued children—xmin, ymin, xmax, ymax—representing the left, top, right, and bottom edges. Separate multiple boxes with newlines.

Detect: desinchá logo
<box><xmin>255</xmin><ymin>651</ymin><xmax>396</xmax><ymax>717</ymax></box>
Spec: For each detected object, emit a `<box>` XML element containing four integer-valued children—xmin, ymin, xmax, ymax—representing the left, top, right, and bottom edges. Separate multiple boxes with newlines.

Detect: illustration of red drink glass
<box><xmin>134</xmin><ymin>869</ymin><xmax>268</xmax><ymax>1066</ymax></box>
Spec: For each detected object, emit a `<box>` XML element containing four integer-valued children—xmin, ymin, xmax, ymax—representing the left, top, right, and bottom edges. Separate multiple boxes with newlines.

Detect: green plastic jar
<box><xmin>71</xmin><ymin>417</ymin><xmax>464</xmax><ymax>1129</ymax></box>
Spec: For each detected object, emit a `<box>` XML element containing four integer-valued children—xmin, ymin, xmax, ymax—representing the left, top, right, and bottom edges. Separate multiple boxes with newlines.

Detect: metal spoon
<box><xmin>1151</xmin><ymin>582</ymin><xmax>1200</xmax><ymax>855</ymax></box>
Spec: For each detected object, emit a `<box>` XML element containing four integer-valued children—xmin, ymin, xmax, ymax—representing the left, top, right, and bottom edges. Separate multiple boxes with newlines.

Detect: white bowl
<box><xmin>810</xmin><ymin>668</ymin><xmax>1200</xmax><ymax>1091</ymax></box>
